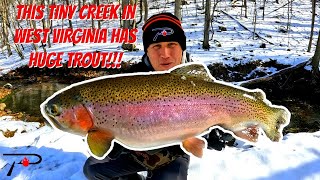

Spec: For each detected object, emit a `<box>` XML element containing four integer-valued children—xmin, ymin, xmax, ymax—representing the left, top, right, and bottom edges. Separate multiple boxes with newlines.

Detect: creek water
<box><xmin>1</xmin><ymin>82</ymin><xmax>68</xmax><ymax>117</ymax></box>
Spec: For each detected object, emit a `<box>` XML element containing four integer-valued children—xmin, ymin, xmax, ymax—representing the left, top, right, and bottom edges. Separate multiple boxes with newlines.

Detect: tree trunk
<box><xmin>65</xmin><ymin>0</ymin><xmax>73</xmax><ymax>29</ymax></box>
<box><xmin>96</xmin><ymin>0</ymin><xmax>101</xmax><ymax>29</ymax></box>
<box><xmin>253</xmin><ymin>0</ymin><xmax>257</xmax><ymax>40</ymax></box>
<box><xmin>175</xmin><ymin>0</ymin><xmax>182</xmax><ymax>20</ymax></box>
<box><xmin>30</xmin><ymin>19</ymin><xmax>39</xmax><ymax>51</ymax></box>
<box><xmin>46</xmin><ymin>0</ymin><xmax>52</xmax><ymax>48</ymax></box>
<box><xmin>244</xmin><ymin>0</ymin><xmax>247</xmax><ymax>18</ymax></box>
<box><xmin>11</xmin><ymin>1</ymin><xmax>24</xmax><ymax>48</ymax></box>
<box><xmin>6</xmin><ymin>7</ymin><xmax>24</xmax><ymax>59</ymax></box>
<box><xmin>8</xmin><ymin>26</ymin><xmax>25</xmax><ymax>59</ymax></box>
<box><xmin>40</xmin><ymin>0</ymin><xmax>47</xmax><ymax>52</ymax></box>
<box><xmin>1</xmin><ymin>0</ymin><xmax>13</xmax><ymax>56</ymax></box>
<box><xmin>78</xmin><ymin>0</ymin><xmax>81</xmax><ymax>11</ymax></box>
<box><xmin>1</xmin><ymin>33</ymin><xmax>4</xmax><ymax>55</ymax></box>
<box><xmin>241</xmin><ymin>0</ymin><xmax>243</xmax><ymax>17</ymax></box>
<box><xmin>262</xmin><ymin>0</ymin><xmax>266</xmax><ymax>20</ymax></box>
<box><xmin>121</xmin><ymin>0</ymin><xmax>136</xmax><ymax>51</ymax></box>
<box><xmin>136</xmin><ymin>0</ymin><xmax>143</xmax><ymax>25</ymax></box>
<box><xmin>143</xmin><ymin>0</ymin><xmax>148</xmax><ymax>22</ymax></box>
<box><xmin>90</xmin><ymin>1</ymin><xmax>95</xmax><ymax>29</ymax></box>
<box><xmin>28</xmin><ymin>0</ymin><xmax>38</xmax><ymax>51</ymax></box>
<box><xmin>312</xmin><ymin>30</ymin><xmax>320</xmax><ymax>78</ymax></box>
<box><xmin>202</xmin><ymin>0</ymin><xmax>211</xmax><ymax>49</ymax></box>
<box><xmin>307</xmin><ymin>0</ymin><xmax>316</xmax><ymax>52</ymax></box>
<box><xmin>65</xmin><ymin>0</ymin><xmax>75</xmax><ymax>46</ymax></box>
<box><xmin>286</xmin><ymin>0</ymin><xmax>290</xmax><ymax>32</ymax></box>
<box><xmin>210</xmin><ymin>0</ymin><xmax>220</xmax><ymax>40</ymax></box>
<box><xmin>9</xmin><ymin>1</ymin><xmax>24</xmax><ymax>57</ymax></box>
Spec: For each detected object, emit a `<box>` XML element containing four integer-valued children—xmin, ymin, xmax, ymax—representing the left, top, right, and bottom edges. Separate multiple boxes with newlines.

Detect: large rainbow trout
<box><xmin>41</xmin><ymin>63</ymin><xmax>290</xmax><ymax>159</ymax></box>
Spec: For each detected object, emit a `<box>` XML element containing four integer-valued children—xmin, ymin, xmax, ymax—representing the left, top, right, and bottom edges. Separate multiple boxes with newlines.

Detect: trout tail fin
<box><xmin>221</xmin><ymin>106</ymin><xmax>290</xmax><ymax>143</ymax></box>
<box><xmin>263</xmin><ymin>106</ymin><xmax>291</xmax><ymax>142</ymax></box>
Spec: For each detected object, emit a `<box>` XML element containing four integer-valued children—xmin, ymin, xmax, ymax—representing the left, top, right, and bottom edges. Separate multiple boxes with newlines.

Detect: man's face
<box><xmin>147</xmin><ymin>41</ymin><xmax>183</xmax><ymax>71</ymax></box>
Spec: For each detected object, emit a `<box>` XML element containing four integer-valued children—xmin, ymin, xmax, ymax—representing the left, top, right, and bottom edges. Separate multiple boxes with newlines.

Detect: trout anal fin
<box><xmin>87</xmin><ymin>129</ymin><xmax>114</xmax><ymax>158</ymax></box>
<box><xmin>234</xmin><ymin>125</ymin><xmax>259</xmax><ymax>143</ymax></box>
<box><xmin>181</xmin><ymin>137</ymin><xmax>206</xmax><ymax>158</ymax></box>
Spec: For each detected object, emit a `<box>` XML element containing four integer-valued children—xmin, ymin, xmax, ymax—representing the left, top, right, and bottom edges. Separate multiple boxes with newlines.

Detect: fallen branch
<box><xmin>239</xmin><ymin>58</ymin><xmax>312</xmax><ymax>87</ymax></box>
<box><xmin>220</xmin><ymin>10</ymin><xmax>274</xmax><ymax>45</ymax></box>
<box><xmin>265</xmin><ymin>0</ymin><xmax>296</xmax><ymax>16</ymax></box>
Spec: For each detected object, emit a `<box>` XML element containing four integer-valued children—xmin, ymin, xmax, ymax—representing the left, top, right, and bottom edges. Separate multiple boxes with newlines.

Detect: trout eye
<box><xmin>48</xmin><ymin>104</ymin><xmax>61</xmax><ymax>116</ymax></box>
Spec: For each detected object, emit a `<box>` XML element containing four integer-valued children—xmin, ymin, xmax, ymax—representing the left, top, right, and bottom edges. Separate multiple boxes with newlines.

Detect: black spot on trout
<box><xmin>41</xmin><ymin>63</ymin><xmax>290</xmax><ymax>159</ymax></box>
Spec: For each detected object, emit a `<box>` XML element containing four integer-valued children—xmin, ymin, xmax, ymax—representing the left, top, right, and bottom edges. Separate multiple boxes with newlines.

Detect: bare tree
<box><xmin>240</xmin><ymin>0</ymin><xmax>248</xmax><ymax>18</ymax></box>
<box><xmin>262</xmin><ymin>0</ymin><xmax>266</xmax><ymax>20</ymax></box>
<box><xmin>136</xmin><ymin>0</ymin><xmax>143</xmax><ymax>24</ymax></box>
<box><xmin>243</xmin><ymin>0</ymin><xmax>247</xmax><ymax>18</ymax></box>
<box><xmin>143</xmin><ymin>0</ymin><xmax>148</xmax><ymax>22</ymax></box>
<box><xmin>96</xmin><ymin>0</ymin><xmax>101</xmax><ymax>29</ymax></box>
<box><xmin>121</xmin><ymin>0</ymin><xmax>136</xmax><ymax>51</ymax></box>
<box><xmin>312</xmin><ymin>29</ymin><xmax>320</xmax><ymax>78</ymax></box>
<box><xmin>175</xmin><ymin>0</ymin><xmax>182</xmax><ymax>20</ymax></box>
<box><xmin>253</xmin><ymin>0</ymin><xmax>257</xmax><ymax>40</ymax></box>
<box><xmin>210</xmin><ymin>0</ymin><xmax>221</xmax><ymax>40</ymax></box>
<box><xmin>40</xmin><ymin>0</ymin><xmax>47</xmax><ymax>52</ymax></box>
<box><xmin>91</xmin><ymin>2</ymin><xmax>95</xmax><ymax>29</ymax></box>
<box><xmin>78</xmin><ymin>0</ymin><xmax>81</xmax><ymax>11</ymax></box>
<box><xmin>27</xmin><ymin>0</ymin><xmax>39</xmax><ymax>51</ymax></box>
<box><xmin>12</xmin><ymin>0</ymin><xmax>24</xmax><ymax>52</ymax></box>
<box><xmin>46</xmin><ymin>0</ymin><xmax>52</xmax><ymax>48</ymax></box>
<box><xmin>30</xmin><ymin>21</ymin><xmax>39</xmax><ymax>51</ymax></box>
<box><xmin>65</xmin><ymin>0</ymin><xmax>76</xmax><ymax>46</ymax></box>
<box><xmin>307</xmin><ymin>0</ymin><xmax>316</xmax><ymax>52</ymax></box>
<box><xmin>65</xmin><ymin>0</ymin><xmax>73</xmax><ymax>29</ymax></box>
<box><xmin>0</xmin><ymin>0</ymin><xmax>13</xmax><ymax>56</ymax></box>
<box><xmin>203</xmin><ymin>0</ymin><xmax>211</xmax><ymax>49</ymax></box>
<box><xmin>286</xmin><ymin>0</ymin><xmax>291</xmax><ymax>32</ymax></box>
<box><xmin>9</xmin><ymin>0</ymin><xmax>25</xmax><ymax>55</ymax></box>
<box><xmin>6</xmin><ymin>2</ymin><xmax>24</xmax><ymax>58</ymax></box>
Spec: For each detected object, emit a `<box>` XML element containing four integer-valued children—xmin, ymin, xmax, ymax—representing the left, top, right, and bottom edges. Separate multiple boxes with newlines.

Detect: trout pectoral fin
<box><xmin>87</xmin><ymin>129</ymin><xmax>114</xmax><ymax>158</ymax></box>
<box><xmin>182</xmin><ymin>137</ymin><xmax>206</xmax><ymax>158</ymax></box>
<box><xmin>234</xmin><ymin>125</ymin><xmax>259</xmax><ymax>142</ymax></box>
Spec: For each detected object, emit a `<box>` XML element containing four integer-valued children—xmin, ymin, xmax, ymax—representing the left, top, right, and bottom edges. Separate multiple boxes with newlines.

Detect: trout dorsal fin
<box><xmin>249</xmin><ymin>89</ymin><xmax>266</xmax><ymax>101</ymax></box>
<box><xmin>171</xmin><ymin>63</ymin><xmax>215</xmax><ymax>82</ymax></box>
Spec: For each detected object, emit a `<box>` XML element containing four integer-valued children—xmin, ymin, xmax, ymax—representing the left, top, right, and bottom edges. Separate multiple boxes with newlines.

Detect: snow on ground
<box><xmin>0</xmin><ymin>118</ymin><xmax>319</xmax><ymax>180</ymax></box>
<box><xmin>0</xmin><ymin>118</ymin><xmax>88</xmax><ymax>180</ymax></box>
<box><xmin>0</xmin><ymin>0</ymin><xmax>320</xmax><ymax>179</ymax></box>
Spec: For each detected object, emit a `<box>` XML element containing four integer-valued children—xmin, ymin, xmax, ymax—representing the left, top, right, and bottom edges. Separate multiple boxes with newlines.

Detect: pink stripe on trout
<box><xmin>41</xmin><ymin>63</ymin><xmax>290</xmax><ymax>160</ymax></box>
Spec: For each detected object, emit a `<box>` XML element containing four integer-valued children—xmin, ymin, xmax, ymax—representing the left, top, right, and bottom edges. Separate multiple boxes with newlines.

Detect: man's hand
<box><xmin>206</xmin><ymin>128</ymin><xmax>235</xmax><ymax>151</ymax></box>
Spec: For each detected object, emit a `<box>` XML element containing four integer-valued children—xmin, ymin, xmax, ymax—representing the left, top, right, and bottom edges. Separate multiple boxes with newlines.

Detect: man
<box><xmin>127</xmin><ymin>13</ymin><xmax>192</xmax><ymax>72</ymax></box>
<box><xmin>83</xmin><ymin>12</ymin><xmax>227</xmax><ymax>180</ymax></box>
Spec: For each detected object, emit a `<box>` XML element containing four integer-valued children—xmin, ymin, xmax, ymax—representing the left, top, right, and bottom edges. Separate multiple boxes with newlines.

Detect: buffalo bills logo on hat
<box><xmin>152</xmin><ymin>27</ymin><xmax>174</xmax><ymax>41</ymax></box>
